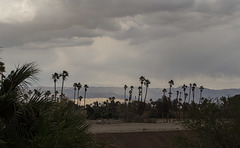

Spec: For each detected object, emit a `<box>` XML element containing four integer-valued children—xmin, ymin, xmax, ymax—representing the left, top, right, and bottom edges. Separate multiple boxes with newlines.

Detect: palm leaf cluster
<box><xmin>0</xmin><ymin>62</ymin><xmax>94</xmax><ymax>148</ymax></box>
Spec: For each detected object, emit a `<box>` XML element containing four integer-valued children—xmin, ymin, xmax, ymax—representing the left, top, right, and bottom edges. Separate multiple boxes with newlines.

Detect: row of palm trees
<box><xmin>52</xmin><ymin>70</ymin><xmax>69</xmax><ymax>102</ymax></box>
<box><xmin>165</xmin><ymin>80</ymin><xmax>205</xmax><ymax>104</ymax></box>
<box><xmin>124</xmin><ymin>76</ymin><xmax>151</xmax><ymax>103</ymax></box>
<box><xmin>52</xmin><ymin>71</ymin><xmax>89</xmax><ymax>108</ymax></box>
<box><xmin>73</xmin><ymin>82</ymin><xmax>89</xmax><ymax>108</ymax></box>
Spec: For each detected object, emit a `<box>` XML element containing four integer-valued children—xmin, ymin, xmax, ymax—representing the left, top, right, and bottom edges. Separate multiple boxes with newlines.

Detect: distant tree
<box><xmin>60</xmin><ymin>70</ymin><xmax>69</xmax><ymax>100</ymax></box>
<box><xmin>144</xmin><ymin>79</ymin><xmax>150</xmax><ymax>103</ymax></box>
<box><xmin>139</xmin><ymin>76</ymin><xmax>146</xmax><ymax>102</ymax></box>
<box><xmin>124</xmin><ymin>85</ymin><xmax>128</xmax><ymax>100</ymax></box>
<box><xmin>168</xmin><ymin>80</ymin><xmax>174</xmax><ymax>99</ymax></box>
<box><xmin>73</xmin><ymin>83</ymin><xmax>77</xmax><ymax>103</ymax></box>
<box><xmin>44</xmin><ymin>90</ymin><xmax>51</xmax><ymax>98</ymax></box>
<box><xmin>77</xmin><ymin>82</ymin><xmax>82</xmax><ymax>105</ymax></box>
<box><xmin>192</xmin><ymin>83</ymin><xmax>197</xmax><ymax>103</ymax></box>
<box><xmin>199</xmin><ymin>86</ymin><xmax>204</xmax><ymax>104</ymax></box>
<box><xmin>188</xmin><ymin>83</ymin><xmax>192</xmax><ymax>103</ymax></box>
<box><xmin>128</xmin><ymin>86</ymin><xmax>134</xmax><ymax>102</ymax></box>
<box><xmin>52</xmin><ymin>72</ymin><xmax>60</xmax><ymax>101</ymax></box>
<box><xmin>182</xmin><ymin>84</ymin><xmax>188</xmax><ymax>103</ymax></box>
<box><xmin>138</xmin><ymin>86</ymin><xmax>142</xmax><ymax>102</ymax></box>
<box><xmin>84</xmin><ymin>84</ymin><xmax>89</xmax><ymax>108</ymax></box>
<box><xmin>162</xmin><ymin>88</ymin><xmax>167</xmax><ymax>96</ymax></box>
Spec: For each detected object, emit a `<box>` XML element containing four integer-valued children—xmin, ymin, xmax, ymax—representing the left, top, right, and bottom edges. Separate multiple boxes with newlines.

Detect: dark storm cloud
<box><xmin>1</xmin><ymin>0</ymin><xmax>240</xmax><ymax>89</ymax></box>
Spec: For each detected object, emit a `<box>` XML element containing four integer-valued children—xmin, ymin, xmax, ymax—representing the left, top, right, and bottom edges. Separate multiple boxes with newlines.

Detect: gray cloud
<box><xmin>1</xmin><ymin>0</ymin><xmax>240</xmax><ymax>89</ymax></box>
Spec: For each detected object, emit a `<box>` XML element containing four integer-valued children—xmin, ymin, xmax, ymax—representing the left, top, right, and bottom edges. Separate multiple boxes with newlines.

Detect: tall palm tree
<box><xmin>73</xmin><ymin>83</ymin><xmax>77</xmax><ymax>103</ymax></box>
<box><xmin>84</xmin><ymin>84</ymin><xmax>89</xmax><ymax>108</ymax></box>
<box><xmin>199</xmin><ymin>86</ymin><xmax>204</xmax><ymax>104</ymax></box>
<box><xmin>192</xmin><ymin>83</ymin><xmax>197</xmax><ymax>103</ymax></box>
<box><xmin>168</xmin><ymin>80</ymin><xmax>174</xmax><ymax>99</ymax></box>
<box><xmin>139</xmin><ymin>76</ymin><xmax>145</xmax><ymax>102</ymax></box>
<box><xmin>138</xmin><ymin>86</ymin><xmax>142</xmax><ymax>102</ymax></box>
<box><xmin>52</xmin><ymin>72</ymin><xmax>60</xmax><ymax>101</ymax></box>
<box><xmin>77</xmin><ymin>82</ymin><xmax>82</xmax><ymax>105</ymax></box>
<box><xmin>129</xmin><ymin>86</ymin><xmax>134</xmax><ymax>102</ymax></box>
<box><xmin>144</xmin><ymin>79</ymin><xmax>150</xmax><ymax>103</ymax></box>
<box><xmin>60</xmin><ymin>70</ymin><xmax>69</xmax><ymax>100</ymax></box>
<box><xmin>162</xmin><ymin>88</ymin><xmax>167</xmax><ymax>96</ymax></box>
<box><xmin>182</xmin><ymin>84</ymin><xmax>187</xmax><ymax>103</ymax></box>
<box><xmin>188</xmin><ymin>83</ymin><xmax>192</xmax><ymax>103</ymax></box>
<box><xmin>124</xmin><ymin>85</ymin><xmax>128</xmax><ymax>100</ymax></box>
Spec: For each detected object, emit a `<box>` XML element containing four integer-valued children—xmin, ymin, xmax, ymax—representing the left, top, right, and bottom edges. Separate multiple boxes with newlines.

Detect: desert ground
<box><xmin>90</xmin><ymin>119</ymin><xmax>189</xmax><ymax>148</ymax></box>
<box><xmin>90</xmin><ymin>119</ymin><xmax>184</xmax><ymax>133</ymax></box>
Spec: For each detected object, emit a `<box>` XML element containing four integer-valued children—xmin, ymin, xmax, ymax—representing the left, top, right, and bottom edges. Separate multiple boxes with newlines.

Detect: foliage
<box><xmin>0</xmin><ymin>62</ymin><xmax>98</xmax><ymax>148</ymax></box>
<box><xmin>181</xmin><ymin>96</ymin><xmax>240</xmax><ymax>148</ymax></box>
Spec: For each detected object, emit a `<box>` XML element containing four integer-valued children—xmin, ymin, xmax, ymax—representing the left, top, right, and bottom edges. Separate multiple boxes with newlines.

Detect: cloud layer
<box><xmin>1</xmin><ymin>0</ymin><xmax>240</xmax><ymax>89</ymax></box>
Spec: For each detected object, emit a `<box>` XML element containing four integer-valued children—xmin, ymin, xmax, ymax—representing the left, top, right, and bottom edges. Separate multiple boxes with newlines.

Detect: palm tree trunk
<box><xmin>54</xmin><ymin>80</ymin><xmax>57</xmax><ymax>101</ymax></box>
<box><xmin>77</xmin><ymin>89</ymin><xmax>80</xmax><ymax>106</ymax></box>
<box><xmin>84</xmin><ymin>91</ymin><xmax>86</xmax><ymax>108</ymax></box>
<box><xmin>74</xmin><ymin>89</ymin><xmax>76</xmax><ymax>104</ymax></box>
<box><xmin>144</xmin><ymin>86</ymin><xmax>148</xmax><ymax>103</ymax></box>
<box><xmin>141</xmin><ymin>83</ymin><xmax>143</xmax><ymax>102</ymax></box>
<box><xmin>188</xmin><ymin>88</ymin><xmax>191</xmax><ymax>103</ymax></box>
<box><xmin>61</xmin><ymin>78</ymin><xmax>64</xmax><ymax>100</ymax></box>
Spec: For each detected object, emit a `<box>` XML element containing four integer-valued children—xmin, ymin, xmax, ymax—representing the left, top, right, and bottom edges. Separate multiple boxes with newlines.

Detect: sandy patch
<box><xmin>90</xmin><ymin>119</ymin><xmax>185</xmax><ymax>133</ymax></box>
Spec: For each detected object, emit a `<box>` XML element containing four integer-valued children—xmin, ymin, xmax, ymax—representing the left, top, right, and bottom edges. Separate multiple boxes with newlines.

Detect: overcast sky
<box><xmin>1</xmin><ymin>0</ymin><xmax>240</xmax><ymax>89</ymax></box>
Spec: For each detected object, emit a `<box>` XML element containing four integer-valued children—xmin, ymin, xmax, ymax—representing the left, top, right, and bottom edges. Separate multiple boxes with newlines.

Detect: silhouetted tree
<box><xmin>73</xmin><ymin>83</ymin><xmax>77</xmax><ymax>103</ymax></box>
<box><xmin>52</xmin><ymin>72</ymin><xmax>60</xmax><ymax>101</ymax></box>
<box><xmin>199</xmin><ymin>86</ymin><xmax>204</xmax><ymax>104</ymax></box>
<box><xmin>76</xmin><ymin>82</ymin><xmax>82</xmax><ymax>106</ymax></box>
<box><xmin>138</xmin><ymin>86</ymin><xmax>142</xmax><ymax>102</ymax></box>
<box><xmin>162</xmin><ymin>88</ymin><xmax>167</xmax><ymax>96</ymax></box>
<box><xmin>144</xmin><ymin>79</ymin><xmax>150</xmax><ymax>103</ymax></box>
<box><xmin>84</xmin><ymin>84</ymin><xmax>89</xmax><ymax>108</ymax></box>
<box><xmin>192</xmin><ymin>83</ymin><xmax>197</xmax><ymax>103</ymax></box>
<box><xmin>188</xmin><ymin>83</ymin><xmax>192</xmax><ymax>103</ymax></box>
<box><xmin>60</xmin><ymin>70</ymin><xmax>69</xmax><ymax>100</ymax></box>
<box><xmin>139</xmin><ymin>76</ymin><xmax>146</xmax><ymax>102</ymax></box>
<box><xmin>168</xmin><ymin>80</ymin><xmax>174</xmax><ymax>99</ymax></box>
<box><xmin>124</xmin><ymin>85</ymin><xmax>128</xmax><ymax>100</ymax></box>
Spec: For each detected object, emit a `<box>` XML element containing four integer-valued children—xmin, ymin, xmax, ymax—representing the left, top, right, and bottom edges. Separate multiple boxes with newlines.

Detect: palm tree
<box><xmin>44</xmin><ymin>90</ymin><xmax>51</xmax><ymax>99</ymax></box>
<box><xmin>162</xmin><ymin>88</ymin><xmax>167</xmax><ymax>96</ymax></box>
<box><xmin>52</xmin><ymin>72</ymin><xmax>60</xmax><ymax>101</ymax></box>
<box><xmin>188</xmin><ymin>83</ymin><xmax>192</xmax><ymax>103</ymax></box>
<box><xmin>0</xmin><ymin>62</ymin><xmax>39</xmax><ymax>120</ymax></box>
<box><xmin>60</xmin><ymin>70</ymin><xmax>69</xmax><ymax>100</ymax></box>
<box><xmin>199</xmin><ymin>86</ymin><xmax>204</xmax><ymax>104</ymax></box>
<box><xmin>139</xmin><ymin>76</ymin><xmax>146</xmax><ymax>102</ymax></box>
<box><xmin>129</xmin><ymin>86</ymin><xmax>134</xmax><ymax>102</ymax></box>
<box><xmin>73</xmin><ymin>83</ymin><xmax>77</xmax><ymax>103</ymax></box>
<box><xmin>124</xmin><ymin>85</ymin><xmax>128</xmax><ymax>100</ymax></box>
<box><xmin>84</xmin><ymin>84</ymin><xmax>89</xmax><ymax>108</ymax></box>
<box><xmin>138</xmin><ymin>86</ymin><xmax>142</xmax><ymax>101</ymax></box>
<box><xmin>76</xmin><ymin>82</ymin><xmax>82</xmax><ymax>105</ymax></box>
<box><xmin>168</xmin><ymin>80</ymin><xmax>174</xmax><ymax>99</ymax></box>
<box><xmin>192</xmin><ymin>83</ymin><xmax>197</xmax><ymax>103</ymax></box>
<box><xmin>144</xmin><ymin>79</ymin><xmax>150</xmax><ymax>103</ymax></box>
<box><xmin>182</xmin><ymin>84</ymin><xmax>187</xmax><ymax>103</ymax></box>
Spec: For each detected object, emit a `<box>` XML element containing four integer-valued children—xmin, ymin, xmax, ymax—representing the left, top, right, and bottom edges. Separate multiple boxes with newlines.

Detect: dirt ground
<box><xmin>94</xmin><ymin>130</ymin><xmax>191</xmax><ymax>148</ymax></box>
<box><xmin>90</xmin><ymin>119</ymin><xmax>185</xmax><ymax>134</ymax></box>
<box><xmin>90</xmin><ymin>119</ymin><xmax>189</xmax><ymax>148</ymax></box>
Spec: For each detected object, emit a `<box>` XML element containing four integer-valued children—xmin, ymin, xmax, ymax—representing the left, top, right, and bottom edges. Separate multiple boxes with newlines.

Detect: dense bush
<box><xmin>180</xmin><ymin>96</ymin><xmax>240</xmax><ymax>148</ymax></box>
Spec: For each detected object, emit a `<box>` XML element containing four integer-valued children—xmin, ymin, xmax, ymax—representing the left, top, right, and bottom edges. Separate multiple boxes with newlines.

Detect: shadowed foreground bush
<box><xmin>180</xmin><ymin>95</ymin><xmax>240</xmax><ymax>148</ymax></box>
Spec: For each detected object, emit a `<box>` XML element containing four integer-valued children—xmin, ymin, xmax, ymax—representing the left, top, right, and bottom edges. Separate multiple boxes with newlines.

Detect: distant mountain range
<box><xmin>32</xmin><ymin>86</ymin><xmax>240</xmax><ymax>102</ymax></box>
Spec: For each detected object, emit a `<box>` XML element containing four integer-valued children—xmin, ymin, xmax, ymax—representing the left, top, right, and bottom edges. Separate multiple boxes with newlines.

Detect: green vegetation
<box><xmin>179</xmin><ymin>96</ymin><xmax>240</xmax><ymax>148</ymax></box>
<box><xmin>0</xmin><ymin>62</ymin><xmax>100</xmax><ymax>148</ymax></box>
